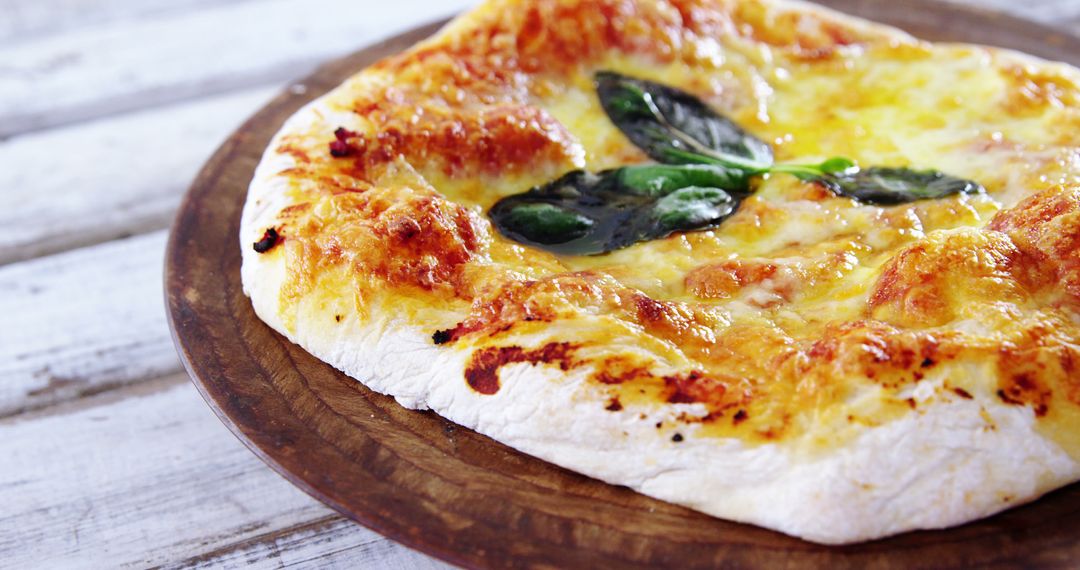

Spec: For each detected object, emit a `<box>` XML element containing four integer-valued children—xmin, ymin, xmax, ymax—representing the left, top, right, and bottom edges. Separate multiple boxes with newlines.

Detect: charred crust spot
<box><xmin>253</xmin><ymin>227</ymin><xmax>280</xmax><ymax>253</ymax></box>
<box><xmin>921</xmin><ymin>357</ymin><xmax>935</xmax><ymax>368</ymax></box>
<box><xmin>329</xmin><ymin>127</ymin><xmax>359</xmax><ymax>157</ymax></box>
<box><xmin>733</xmin><ymin>409</ymin><xmax>748</xmax><ymax>425</ymax></box>
<box><xmin>389</xmin><ymin>217</ymin><xmax>422</xmax><ymax>242</ymax></box>
<box><xmin>605</xmin><ymin>398</ymin><xmax>623</xmax><ymax>412</ymax></box>
<box><xmin>997</xmin><ymin>372</ymin><xmax>1051</xmax><ymax>417</ymax></box>
<box><xmin>592</xmin><ymin>356</ymin><xmax>653</xmax><ymax>386</ymax></box>
<box><xmin>671</xmin><ymin>433</ymin><xmax>684</xmax><ymax>442</ymax></box>
<box><xmin>953</xmin><ymin>387</ymin><xmax>973</xmax><ymax>399</ymax></box>
<box><xmin>328</xmin><ymin>140</ymin><xmax>354</xmax><ymax>158</ymax></box>
<box><xmin>662</xmin><ymin>370</ymin><xmax>741</xmax><ymax>409</ymax></box>
<box><xmin>432</xmin><ymin>329</ymin><xmax>453</xmax><ymax>345</ymax></box>
<box><xmin>334</xmin><ymin>127</ymin><xmax>358</xmax><ymax>141</ymax></box>
<box><xmin>664</xmin><ymin>370</ymin><xmax>707</xmax><ymax>404</ymax></box>
<box><xmin>463</xmin><ymin>342</ymin><xmax>576</xmax><ymax>395</ymax></box>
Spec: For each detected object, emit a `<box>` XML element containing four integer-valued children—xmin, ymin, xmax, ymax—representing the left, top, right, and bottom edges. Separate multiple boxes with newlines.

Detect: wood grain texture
<box><xmin>0</xmin><ymin>231</ymin><xmax>181</xmax><ymax>418</ymax></box>
<box><xmin>0</xmin><ymin>88</ymin><xmax>276</xmax><ymax>264</ymax></box>
<box><xmin>0</xmin><ymin>0</ymin><xmax>250</xmax><ymax>44</ymax></box>
<box><xmin>0</xmin><ymin>374</ymin><xmax>440</xmax><ymax>569</ymax></box>
<box><xmin>946</xmin><ymin>0</ymin><xmax>1080</xmax><ymax>24</ymax></box>
<box><xmin>0</xmin><ymin>0</ymin><xmax>474</xmax><ymax>138</ymax></box>
<box><xmin>173</xmin><ymin>517</ymin><xmax>450</xmax><ymax>569</ymax></box>
<box><xmin>166</xmin><ymin>4</ymin><xmax>1080</xmax><ymax>568</ymax></box>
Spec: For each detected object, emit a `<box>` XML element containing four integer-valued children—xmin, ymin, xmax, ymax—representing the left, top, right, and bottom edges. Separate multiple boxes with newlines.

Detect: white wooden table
<box><xmin>2</xmin><ymin>1</ymin><xmax>1079</xmax><ymax>567</ymax></box>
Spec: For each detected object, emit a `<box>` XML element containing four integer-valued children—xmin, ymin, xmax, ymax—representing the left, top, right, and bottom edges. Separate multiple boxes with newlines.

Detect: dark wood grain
<box><xmin>166</xmin><ymin>4</ymin><xmax>1080</xmax><ymax>568</ymax></box>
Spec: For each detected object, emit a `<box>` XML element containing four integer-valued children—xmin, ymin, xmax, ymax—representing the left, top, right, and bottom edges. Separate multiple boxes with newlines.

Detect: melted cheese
<box><xmin>264</xmin><ymin>0</ymin><xmax>1080</xmax><ymax>457</ymax></box>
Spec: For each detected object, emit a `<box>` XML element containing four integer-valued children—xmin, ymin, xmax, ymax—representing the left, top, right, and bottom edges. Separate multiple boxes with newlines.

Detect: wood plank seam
<box><xmin>155</xmin><ymin>514</ymin><xmax>344</xmax><ymax>569</ymax></box>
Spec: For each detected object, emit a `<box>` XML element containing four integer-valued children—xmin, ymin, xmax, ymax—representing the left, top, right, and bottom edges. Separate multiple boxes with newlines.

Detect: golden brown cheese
<box><xmin>264</xmin><ymin>0</ymin><xmax>1080</xmax><ymax>453</ymax></box>
<box><xmin>990</xmin><ymin>185</ymin><xmax>1080</xmax><ymax>306</ymax></box>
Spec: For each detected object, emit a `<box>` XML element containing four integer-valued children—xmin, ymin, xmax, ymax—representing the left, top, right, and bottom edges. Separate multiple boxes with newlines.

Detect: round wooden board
<box><xmin>166</xmin><ymin>3</ymin><xmax>1080</xmax><ymax>568</ymax></box>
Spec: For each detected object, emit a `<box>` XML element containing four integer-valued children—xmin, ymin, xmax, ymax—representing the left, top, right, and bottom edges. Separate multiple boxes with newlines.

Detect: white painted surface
<box><xmin>0</xmin><ymin>232</ymin><xmax>180</xmax><ymax>417</ymax></box>
<box><xmin>0</xmin><ymin>376</ymin><xmax>433</xmax><ymax>569</ymax></box>
<box><xmin>0</xmin><ymin>0</ymin><xmax>1076</xmax><ymax>567</ymax></box>
<box><xmin>0</xmin><ymin>0</ymin><xmax>474</xmax><ymax>137</ymax></box>
<box><xmin>0</xmin><ymin>88</ymin><xmax>276</xmax><ymax>263</ymax></box>
<box><xmin>1</xmin><ymin>0</ymin><xmax>250</xmax><ymax>44</ymax></box>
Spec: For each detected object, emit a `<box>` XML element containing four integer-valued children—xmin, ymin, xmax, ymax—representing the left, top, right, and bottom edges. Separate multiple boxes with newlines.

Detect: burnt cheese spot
<box><xmin>253</xmin><ymin>227</ymin><xmax>280</xmax><ymax>253</ymax></box>
<box><xmin>996</xmin><ymin>372</ymin><xmax>1051</xmax><ymax>417</ymax></box>
<box><xmin>432</xmin><ymin>329</ymin><xmax>453</xmax><ymax>345</ymax></box>
<box><xmin>953</xmin><ymin>387</ymin><xmax>973</xmax><ymax>399</ymax></box>
<box><xmin>463</xmin><ymin>342</ymin><xmax>576</xmax><ymax>395</ymax></box>
<box><xmin>328</xmin><ymin>127</ymin><xmax>359</xmax><ymax>157</ymax></box>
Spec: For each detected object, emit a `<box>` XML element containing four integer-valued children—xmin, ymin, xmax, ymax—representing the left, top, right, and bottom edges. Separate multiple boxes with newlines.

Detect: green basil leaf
<box><xmin>495</xmin><ymin>202</ymin><xmax>594</xmax><ymax>245</ymax></box>
<box><xmin>652</xmin><ymin>186</ymin><xmax>737</xmax><ymax>231</ymax></box>
<box><xmin>819</xmin><ymin>167</ymin><xmax>985</xmax><ymax>204</ymax></box>
<box><xmin>595</xmin><ymin>73</ymin><xmax>985</xmax><ymax>206</ymax></box>
<box><xmin>595</xmin><ymin>71</ymin><xmax>773</xmax><ymax>169</ymax></box>
<box><xmin>489</xmin><ymin>166</ymin><xmax>743</xmax><ymax>255</ymax></box>
<box><xmin>616</xmin><ymin>164</ymin><xmax>751</xmax><ymax>196</ymax></box>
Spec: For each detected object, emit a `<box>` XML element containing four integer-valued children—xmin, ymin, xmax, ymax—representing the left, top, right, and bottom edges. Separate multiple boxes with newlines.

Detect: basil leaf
<box><xmin>596</xmin><ymin>72</ymin><xmax>985</xmax><ymax>206</ymax></box>
<box><xmin>616</xmin><ymin>163</ymin><xmax>751</xmax><ymax>196</ymax></box>
<box><xmin>595</xmin><ymin>71</ymin><xmax>773</xmax><ymax>169</ymax></box>
<box><xmin>496</xmin><ymin>202</ymin><xmax>594</xmax><ymax>245</ymax></box>
<box><xmin>819</xmin><ymin>167</ymin><xmax>985</xmax><ymax>204</ymax></box>
<box><xmin>652</xmin><ymin>186</ymin><xmax>737</xmax><ymax>231</ymax></box>
<box><xmin>489</xmin><ymin>166</ymin><xmax>742</xmax><ymax>255</ymax></box>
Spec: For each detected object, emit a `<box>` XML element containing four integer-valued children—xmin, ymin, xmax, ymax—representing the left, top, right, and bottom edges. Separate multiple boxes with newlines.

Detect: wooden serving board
<box><xmin>166</xmin><ymin>2</ymin><xmax>1080</xmax><ymax>568</ymax></box>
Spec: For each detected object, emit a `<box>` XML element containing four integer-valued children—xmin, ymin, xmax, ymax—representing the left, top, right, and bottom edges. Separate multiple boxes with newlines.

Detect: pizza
<box><xmin>239</xmin><ymin>0</ymin><xmax>1080</xmax><ymax>544</ymax></box>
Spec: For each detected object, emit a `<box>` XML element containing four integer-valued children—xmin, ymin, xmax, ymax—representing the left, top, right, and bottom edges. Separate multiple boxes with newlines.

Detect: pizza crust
<box><xmin>244</xmin><ymin>193</ymin><xmax>1076</xmax><ymax>543</ymax></box>
<box><xmin>241</xmin><ymin>0</ymin><xmax>1080</xmax><ymax>544</ymax></box>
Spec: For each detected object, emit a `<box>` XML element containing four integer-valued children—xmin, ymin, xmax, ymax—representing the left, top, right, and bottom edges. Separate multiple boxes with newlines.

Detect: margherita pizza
<box><xmin>240</xmin><ymin>0</ymin><xmax>1080</xmax><ymax>543</ymax></box>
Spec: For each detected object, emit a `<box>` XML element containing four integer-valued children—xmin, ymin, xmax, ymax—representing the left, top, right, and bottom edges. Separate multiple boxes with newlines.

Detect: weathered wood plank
<box><xmin>946</xmin><ymin>0</ymin><xmax>1080</xmax><ymax>23</ymax></box>
<box><xmin>0</xmin><ymin>231</ymin><xmax>181</xmax><ymax>417</ymax></box>
<box><xmin>0</xmin><ymin>0</ymin><xmax>474</xmax><ymax>137</ymax></box>
<box><xmin>173</xmin><ymin>517</ymin><xmax>451</xmax><ymax>569</ymax></box>
<box><xmin>0</xmin><ymin>0</ymin><xmax>249</xmax><ymax>45</ymax></box>
<box><xmin>0</xmin><ymin>87</ymin><xmax>276</xmax><ymax>264</ymax></box>
<box><xmin>0</xmin><ymin>375</ymin><xmax>446</xmax><ymax>569</ymax></box>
